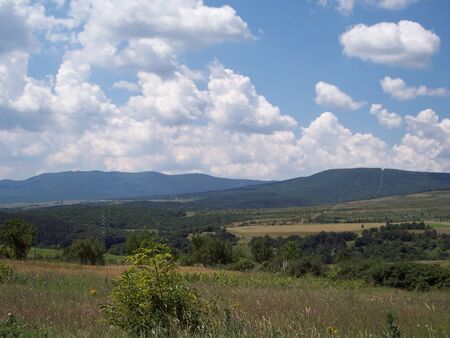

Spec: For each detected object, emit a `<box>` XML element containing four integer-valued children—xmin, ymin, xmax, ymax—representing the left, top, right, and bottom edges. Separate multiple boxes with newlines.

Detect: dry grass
<box><xmin>227</xmin><ymin>222</ymin><xmax>384</xmax><ymax>238</ymax></box>
<box><xmin>1</xmin><ymin>259</ymin><xmax>450</xmax><ymax>337</ymax></box>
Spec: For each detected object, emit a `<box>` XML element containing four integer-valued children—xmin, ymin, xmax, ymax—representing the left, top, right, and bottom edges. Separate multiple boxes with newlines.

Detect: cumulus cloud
<box><xmin>370</xmin><ymin>104</ymin><xmax>402</xmax><ymax>128</ymax></box>
<box><xmin>66</xmin><ymin>0</ymin><xmax>253</xmax><ymax>71</ymax></box>
<box><xmin>207</xmin><ymin>63</ymin><xmax>297</xmax><ymax>133</ymax></box>
<box><xmin>380</xmin><ymin>76</ymin><xmax>450</xmax><ymax>100</ymax></box>
<box><xmin>314</xmin><ymin>81</ymin><xmax>365</xmax><ymax>111</ymax></box>
<box><xmin>340</xmin><ymin>21</ymin><xmax>440</xmax><ymax>68</ymax></box>
<box><xmin>1</xmin><ymin>1</ymin><xmax>449</xmax><ymax>180</ymax></box>
<box><xmin>393</xmin><ymin>109</ymin><xmax>450</xmax><ymax>172</ymax></box>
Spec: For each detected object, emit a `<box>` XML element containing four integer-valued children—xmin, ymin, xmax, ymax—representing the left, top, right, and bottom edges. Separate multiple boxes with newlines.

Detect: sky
<box><xmin>0</xmin><ymin>0</ymin><xmax>449</xmax><ymax>180</ymax></box>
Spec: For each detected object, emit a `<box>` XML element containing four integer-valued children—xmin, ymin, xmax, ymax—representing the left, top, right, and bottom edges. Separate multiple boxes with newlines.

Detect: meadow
<box><xmin>1</xmin><ymin>259</ymin><xmax>450</xmax><ymax>337</ymax></box>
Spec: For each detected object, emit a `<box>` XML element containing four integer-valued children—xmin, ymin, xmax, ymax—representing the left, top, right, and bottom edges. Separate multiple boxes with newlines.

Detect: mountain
<box><xmin>187</xmin><ymin>168</ymin><xmax>450</xmax><ymax>208</ymax></box>
<box><xmin>0</xmin><ymin>171</ymin><xmax>266</xmax><ymax>203</ymax></box>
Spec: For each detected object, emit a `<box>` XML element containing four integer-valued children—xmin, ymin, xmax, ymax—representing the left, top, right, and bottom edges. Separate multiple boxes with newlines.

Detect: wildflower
<box><xmin>89</xmin><ymin>288</ymin><xmax>98</xmax><ymax>297</ymax></box>
<box><xmin>327</xmin><ymin>326</ymin><xmax>338</xmax><ymax>335</ymax></box>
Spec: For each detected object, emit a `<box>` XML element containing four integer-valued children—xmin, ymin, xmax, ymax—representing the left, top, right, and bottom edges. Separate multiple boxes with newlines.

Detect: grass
<box><xmin>1</xmin><ymin>259</ymin><xmax>450</xmax><ymax>337</ymax></box>
<box><xmin>27</xmin><ymin>247</ymin><xmax>126</xmax><ymax>264</ymax></box>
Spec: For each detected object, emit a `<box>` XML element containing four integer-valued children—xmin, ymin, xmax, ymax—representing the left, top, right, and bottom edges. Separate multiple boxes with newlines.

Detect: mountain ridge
<box><xmin>0</xmin><ymin>170</ymin><xmax>267</xmax><ymax>203</ymax></box>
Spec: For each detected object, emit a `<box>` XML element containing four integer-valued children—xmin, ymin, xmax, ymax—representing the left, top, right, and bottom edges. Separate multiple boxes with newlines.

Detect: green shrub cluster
<box><xmin>335</xmin><ymin>259</ymin><xmax>450</xmax><ymax>291</ymax></box>
<box><xmin>0</xmin><ymin>314</ymin><xmax>51</xmax><ymax>338</ymax></box>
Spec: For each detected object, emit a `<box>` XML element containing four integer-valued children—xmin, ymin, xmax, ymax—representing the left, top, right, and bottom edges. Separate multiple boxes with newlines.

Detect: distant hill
<box><xmin>0</xmin><ymin>171</ymin><xmax>266</xmax><ymax>203</ymax></box>
<box><xmin>187</xmin><ymin>168</ymin><xmax>450</xmax><ymax>208</ymax></box>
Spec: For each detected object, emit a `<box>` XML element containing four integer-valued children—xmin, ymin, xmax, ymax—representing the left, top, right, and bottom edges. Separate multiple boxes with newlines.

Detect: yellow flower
<box><xmin>89</xmin><ymin>288</ymin><xmax>98</xmax><ymax>297</ymax></box>
<box><xmin>327</xmin><ymin>326</ymin><xmax>338</xmax><ymax>335</ymax></box>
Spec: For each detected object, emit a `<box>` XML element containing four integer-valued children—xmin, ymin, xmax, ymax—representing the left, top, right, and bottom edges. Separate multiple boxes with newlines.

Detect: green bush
<box><xmin>335</xmin><ymin>259</ymin><xmax>450</xmax><ymax>291</ymax></box>
<box><xmin>0</xmin><ymin>263</ymin><xmax>26</xmax><ymax>284</ymax></box>
<box><xmin>63</xmin><ymin>239</ymin><xmax>105</xmax><ymax>265</ymax></box>
<box><xmin>230</xmin><ymin>258</ymin><xmax>255</xmax><ymax>272</ymax></box>
<box><xmin>285</xmin><ymin>258</ymin><xmax>326</xmax><ymax>277</ymax></box>
<box><xmin>0</xmin><ymin>314</ymin><xmax>51</xmax><ymax>337</ymax></box>
<box><xmin>102</xmin><ymin>246</ymin><xmax>209</xmax><ymax>336</ymax></box>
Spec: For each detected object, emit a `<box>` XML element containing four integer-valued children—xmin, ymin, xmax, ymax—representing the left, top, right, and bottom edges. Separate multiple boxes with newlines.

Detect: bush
<box><xmin>102</xmin><ymin>246</ymin><xmax>209</xmax><ymax>336</ymax></box>
<box><xmin>230</xmin><ymin>258</ymin><xmax>255</xmax><ymax>272</ymax></box>
<box><xmin>0</xmin><ymin>263</ymin><xmax>26</xmax><ymax>284</ymax></box>
<box><xmin>0</xmin><ymin>314</ymin><xmax>51</xmax><ymax>337</ymax></box>
<box><xmin>335</xmin><ymin>259</ymin><xmax>450</xmax><ymax>291</ymax></box>
<box><xmin>63</xmin><ymin>239</ymin><xmax>105</xmax><ymax>265</ymax></box>
<box><xmin>285</xmin><ymin>258</ymin><xmax>326</xmax><ymax>277</ymax></box>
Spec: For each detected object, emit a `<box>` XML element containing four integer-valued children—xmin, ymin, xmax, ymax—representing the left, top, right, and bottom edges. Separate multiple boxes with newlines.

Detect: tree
<box><xmin>125</xmin><ymin>228</ymin><xmax>158</xmax><ymax>255</ymax></box>
<box><xmin>280</xmin><ymin>240</ymin><xmax>301</xmax><ymax>261</ymax></box>
<box><xmin>250</xmin><ymin>235</ymin><xmax>274</xmax><ymax>263</ymax></box>
<box><xmin>63</xmin><ymin>239</ymin><xmax>105</xmax><ymax>265</ymax></box>
<box><xmin>189</xmin><ymin>234</ymin><xmax>233</xmax><ymax>265</ymax></box>
<box><xmin>0</xmin><ymin>219</ymin><xmax>36</xmax><ymax>259</ymax></box>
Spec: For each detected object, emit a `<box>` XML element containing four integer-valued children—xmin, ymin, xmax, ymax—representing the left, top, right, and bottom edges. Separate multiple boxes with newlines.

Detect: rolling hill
<box><xmin>0</xmin><ymin>171</ymin><xmax>266</xmax><ymax>203</ymax></box>
<box><xmin>187</xmin><ymin>168</ymin><xmax>450</xmax><ymax>208</ymax></box>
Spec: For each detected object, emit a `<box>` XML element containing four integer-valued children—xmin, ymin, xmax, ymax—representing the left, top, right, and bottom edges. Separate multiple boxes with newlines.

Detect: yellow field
<box><xmin>227</xmin><ymin>222</ymin><xmax>384</xmax><ymax>238</ymax></box>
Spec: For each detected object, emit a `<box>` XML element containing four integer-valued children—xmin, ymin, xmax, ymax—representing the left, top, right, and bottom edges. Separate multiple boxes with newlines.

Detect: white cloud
<box><xmin>112</xmin><ymin>80</ymin><xmax>140</xmax><ymax>93</ymax></box>
<box><xmin>340</xmin><ymin>21</ymin><xmax>440</xmax><ymax>68</ymax></box>
<box><xmin>370</xmin><ymin>104</ymin><xmax>402</xmax><ymax>128</ymax></box>
<box><xmin>314</xmin><ymin>81</ymin><xmax>365</xmax><ymax>111</ymax></box>
<box><xmin>1</xmin><ymin>1</ymin><xmax>449</xmax><ymax>181</ymax></box>
<box><xmin>316</xmin><ymin>0</ymin><xmax>419</xmax><ymax>14</ymax></box>
<box><xmin>376</xmin><ymin>0</ymin><xmax>419</xmax><ymax>10</ymax></box>
<box><xmin>66</xmin><ymin>0</ymin><xmax>253</xmax><ymax>71</ymax></box>
<box><xmin>207</xmin><ymin>63</ymin><xmax>297</xmax><ymax>133</ymax></box>
<box><xmin>393</xmin><ymin>109</ymin><xmax>450</xmax><ymax>172</ymax></box>
<box><xmin>380</xmin><ymin>76</ymin><xmax>450</xmax><ymax>100</ymax></box>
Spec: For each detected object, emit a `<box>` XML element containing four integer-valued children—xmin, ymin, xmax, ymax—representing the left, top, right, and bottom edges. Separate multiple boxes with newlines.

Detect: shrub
<box><xmin>102</xmin><ymin>246</ymin><xmax>209</xmax><ymax>336</ymax></box>
<box><xmin>285</xmin><ymin>258</ymin><xmax>326</xmax><ymax>277</ymax></box>
<box><xmin>0</xmin><ymin>263</ymin><xmax>26</xmax><ymax>284</ymax></box>
<box><xmin>63</xmin><ymin>239</ymin><xmax>105</xmax><ymax>265</ymax></box>
<box><xmin>230</xmin><ymin>258</ymin><xmax>255</xmax><ymax>272</ymax></box>
<box><xmin>0</xmin><ymin>314</ymin><xmax>51</xmax><ymax>337</ymax></box>
<box><xmin>335</xmin><ymin>259</ymin><xmax>450</xmax><ymax>291</ymax></box>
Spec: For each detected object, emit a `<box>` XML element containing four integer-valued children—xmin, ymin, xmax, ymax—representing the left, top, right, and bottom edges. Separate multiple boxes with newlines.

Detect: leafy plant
<box><xmin>0</xmin><ymin>314</ymin><xmax>51</xmax><ymax>338</ymax></box>
<box><xmin>102</xmin><ymin>245</ymin><xmax>209</xmax><ymax>336</ymax></box>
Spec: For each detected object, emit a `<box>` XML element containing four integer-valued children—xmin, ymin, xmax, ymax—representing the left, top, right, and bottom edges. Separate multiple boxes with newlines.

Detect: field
<box><xmin>1</xmin><ymin>259</ymin><xmax>450</xmax><ymax>337</ymax></box>
<box><xmin>227</xmin><ymin>222</ymin><xmax>384</xmax><ymax>238</ymax></box>
<box><xmin>227</xmin><ymin>221</ymin><xmax>450</xmax><ymax>239</ymax></box>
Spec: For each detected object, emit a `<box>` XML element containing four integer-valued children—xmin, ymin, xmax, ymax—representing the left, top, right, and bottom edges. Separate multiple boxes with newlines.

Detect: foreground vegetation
<box><xmin>1</xmin><ymin>259</ymin><xmax>450</xmax><ymax>337</ymax></box>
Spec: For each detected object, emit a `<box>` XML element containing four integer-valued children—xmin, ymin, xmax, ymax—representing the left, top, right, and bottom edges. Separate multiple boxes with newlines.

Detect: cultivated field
<box><xmin>227</xmin><ymin>222</ymin><xmax>384</xmax><ymax>238</ymax></box>
<box><xmin>1</xmin><ymin>259</ymin><xmax>450</xmax><ymax>337</ymax></box>
<box><xmin>227</xmin><ymin>221</ymin><xmax>450</xmax><ymax>239</ymax></box>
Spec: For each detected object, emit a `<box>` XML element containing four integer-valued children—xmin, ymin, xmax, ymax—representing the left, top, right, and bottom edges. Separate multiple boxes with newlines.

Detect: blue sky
<box><xmin>0</xmin><ymin>0</ymin><xmax>449</xmax><ymax>180</ymax></box>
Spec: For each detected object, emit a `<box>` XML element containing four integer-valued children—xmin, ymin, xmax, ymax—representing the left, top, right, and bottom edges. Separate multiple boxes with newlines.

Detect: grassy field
<box><xmin>27</xmin><ymin>247</ymin><xmax>126</xmax><ymax>264</ymax></box>
<box><xmin>227</xmin><ymin>221</ymin><xmax>450</xmax><ymax>238</ymax></box>
<box><xmin>1</xmin><ymin>259</ymin><xmax>450</xmax><ymax>337</ymax></box>
<box><xmin>227</xmin><ymin>222</ymin><xmax>384</xmax><ymax>238</ymax></box>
